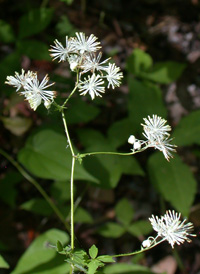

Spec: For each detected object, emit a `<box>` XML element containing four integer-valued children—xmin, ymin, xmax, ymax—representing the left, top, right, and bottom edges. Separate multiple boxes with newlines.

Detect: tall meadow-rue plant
<box><xmin>4</xmin><ymin>32</ymin><xmax>196</xmax><ymax>273</ymax></box>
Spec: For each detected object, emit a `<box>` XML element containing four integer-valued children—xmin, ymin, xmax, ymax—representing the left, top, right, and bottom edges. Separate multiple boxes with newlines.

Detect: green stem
<box><xmin>113</xmin><ymin>238</ymin><xmax>165</xmax><ymax>258</ymax></box>
<box><xmin>0</xmin><ymin>148</ymin><xmax>70</xmax><ymax>231</ymax></box>
<box><xmin>61</xmin><ymin>110</ymin><xmax>76</xmax><ymax>274</ymax></box>
<box><xmin>62</xmin><ymin>73</ymin><xmax>80</xmax><ymax>108</ymax></box>
<box><xmin>80</xmin><ymin>146</ymin><xmax>147</xmax><ymax>158</ymax></box>
<box><xmin>70</xmin><ymin>157</ymin><xmax>75</xmax><ymax>250</ymax></box>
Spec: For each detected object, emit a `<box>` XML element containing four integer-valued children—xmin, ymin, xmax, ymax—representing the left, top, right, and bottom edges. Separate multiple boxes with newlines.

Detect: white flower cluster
<box><xmin>5</xmin><ymin>70</ymin><xmax>56</xmax><ymax>111</ymax></box>
<box><xmin>147</xmin><ymin>210</ymin><xmax>195</xmax><ymax>248</ymax></box>
<box><xmin>49</xmin><ymin>32</ymin><xmax>123</xmax><ymax>100</ymax></box>
<box><xmin>128</xmin><ymin>115</ymin><xmax>176</xmax><ymax>161</ymax></box>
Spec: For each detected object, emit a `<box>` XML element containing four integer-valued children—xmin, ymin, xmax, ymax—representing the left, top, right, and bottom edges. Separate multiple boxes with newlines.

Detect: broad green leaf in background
<box><xmin>127</xmin><ymin>220</ymin><xmax>152</xmax><ymax>237</ymax></box>
<box><xmin>56</xmin><ymin>15</ymin><xmax>76</xmax><ymax>36</ymax></box>
<box><xmin>128</xmin><ymin>78</ymin><xmax>167</xmax><ymax>132</ymax></box>
<box><xmin>98</xmin><ymin>222</ymin><xmax>125</xmax><ymax>238</ymax></box>
<box><xmin>0</xmin><ymin>172</ymin><xmax>22</xmax><ymax>208</ymax></box>
<box><xmin>0</xmin><ymin>52</ymin><xmax>20</xmax><ymax>89</ymax></box>
<box><xmin>19</xmin><ymin>8</ymin><xmax>54</xmax><ymax>39</ymax></box>
<box><xmin>148</xmin><ymin>153</ymin><xmax>197</xmax><ymax>216</ymax></box>
<box><xmin>18</xmin><ymin>129</ymin><xmax>98</xmax><ymax>183</ymax></box>
<box><xmin>66</xmin><ymin>98</ymin><xmax>100</xmax><ymax>124</ymax></box>
<box><xmin>104</xmin><ymin>262</ymin><xmax>155</xmax><ymax>274</ymax></box>
<box><xmin>172</xmin><ymin>110</ymin><xmax>200</xmax><ymax>146</ymax></box>
<box><xmin>74</xmin><ymin>207</ymin><xmax>93</xmax><ymax>224</ymax></box>
<box><xmin>50</xmin><ymin>180</ymin><xmax>71</xmax><ymax>203</ymax></box>
<box><xmin>0</xmin><ymin>20</ymin><xmax>15</xmax><ymax>43</ymax></box>
<box><xmin>115</xmin><ymin>198</ymin><xmax>134</xmax><ymax>226</ymax></box>
<box><xmin>142</xmin><ymin>61</ymin><xmax>186</xmax><ymax>84</ymax></box>
<box><xmin>20</xmin><ymin>198</ymin><xmax>53</xmax><ymax>216</ymax></box>
<box><xmin>126</xmin><ymin>49</ymin><xmax>185</xmax><ymax>84</ymax></box>
<box><xmin>107</xmin><ymin>118</ymin><xmax>134</xmax><ymax>148</ymax></box>
<box><xmin>17</xmin><ymin>40</ymin><xmax>51</xmax><ymax>60</ymax></box>
<box><xmin>0</xmin><ymin>254</ymin><xmax>9</xmax><ymax>269</ymax></box>
<box><xmin>126</xmin><ymin>48</ymin><xmax>153</xmax><ymax>76</ymax></box>
<box><xmin>11</xmin><ymin>229</ymin><xmax>69</xmax><ymax>274</ymax></box>
<box><xmin>77</xmin><ymin>129</ymin><xmax>144</xmax><ymax>188</ymax></box>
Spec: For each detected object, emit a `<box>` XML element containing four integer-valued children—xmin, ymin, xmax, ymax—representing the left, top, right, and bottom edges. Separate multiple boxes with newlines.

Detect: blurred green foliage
<box><xmin>0</xmin><ymin>1</ymin><xmax>198</xmax><ymax>273</ymax></box>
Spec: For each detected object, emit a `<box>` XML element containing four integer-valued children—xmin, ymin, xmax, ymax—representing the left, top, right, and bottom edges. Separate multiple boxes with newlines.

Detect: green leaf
<box><xmin>77</xmin><ymin>129</ymin><xmax>143</xmax><ymax>188</ymax></box>
<box><xmin>126</xmin><ymin>49</ymin><xmax>153</xmax><ymax>76</ymax></box>
<box><xmin>0</xmin><ymin>254</ymin><xmax>9</xmax><ymax>269</ymax></box>
<box><xmin>74</xmin><ymin>207</ymin><xmax>93</xmax><ymax>224</ymax></box>
<box><xmin>89</xmin><ymin>245</ymin><xmax>98</xmax><ymax>259</ymax></box>
<box><xmin>56</xmin><ymin>240</ymin><xmax>63</xmax><ymax>252</ymax></box>
<box><xmin>1</xmin><ymin>116</ymin><xmax>32</xmax><ymax>136</ymax></box>
<box><xmin>0</xmin><ymin>20</ymin><xmax>15</xmax><ymax>43</ymax></box>
<box><xmin>148</xmin><ymin>153</ymin><xmax>197</xmax><ymax>216</ymax></box>
<box><xmin>172</xmin><ymin>110</ymin><xmax>200</xmax><ymax>146</ymax></box>
<box><xmin>20</xmin><ymin>198</ymin><xmax>53</xmax><ymax>216</ymax></box>
<box><xmin>98</xmin><ymin>222</ymin><xmax>125</xmax><ymax>238</ymax></box>
<box><xmin>107</xmin><ymin>118</ymin><xmax>134</xmax><ymax>148</ymax></box>
<box><xmin>19</xmin><ymin>8</ymin><xmax>54</xmax><ymax>39</ymax></box>
<box><xmin>51</xmin><ymin>180</ymin><xmax>71</xmax><ymax>203</ymax></box>
<box><xmin>104</xmin><ymin>262</ymin><xmax>154</xmax><ymax>274</ymax></box>
<box><xmin>142</xmin><ymin>61</ymin><xmax>186</xmax><ymax>84</ymax></box>
<box><xmin>17</xmin><ymin>40</ymin><xmax>51</xmax><ymax>60</ymax></box>
<box><xmin>128</xmin><ymin>78</ymin><xmax>167</xmax><ymax>132</ymax></box>
<box><xmin>97</xmin><ymin>255</ymin><xmax>115</xmax><ymax>263</ymax></box>
<box><xmin>18</xmin><ymin>129</ymin><xmax>98</xmax><ymax>183</ymax></box>
<box><xmin>88</xmin><ymin>260</ymin><xmax>104</xmax><ymax>274</ymax></box>
<box><xmin>0</xmin><ymin>171</ymin><xmax>22</xmax><ymax>207</ymax></box>
<box><xmin>0</xmin><ymin>52</ymin><xmax>20</xmax><ymax>89</ymax></box>
<box><xmin>128</xmin><ymin>220</ymin><xmax>152</xmax><ymax>237</ymax></box>
<box><xmin>11</xmin><ymin>229</ymin><xmax>69</xmax><ymax>274</ymax></box>
<box><xmin>56</xmin><ymin>15</ymin><xmax>76</xmax><ymax>36</ymax></box>
<box><xmin>66</xmin><ymin>98</ymin><xmax>100</xmax><ymax>124</ymax></box>
<box><xmin>115</xmin><ymin>198</ymin><xmax>134</xmax><ymax>226</ymax></box>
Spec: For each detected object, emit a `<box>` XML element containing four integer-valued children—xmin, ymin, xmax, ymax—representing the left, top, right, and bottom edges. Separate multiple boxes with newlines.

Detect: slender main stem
<box><xmin>61</xmin><ymin>110</ymin><xmax>76</xmax><ymax>274</ymax></box>
<box><xmin>0</xmin><ymin>148</ymin><xmax>70</xmax><ymax>231</ymax></box>
<box><xmin>70</xmin><ymin>156</ymin><xmax>75</xmax><ymax>250</ymax></box>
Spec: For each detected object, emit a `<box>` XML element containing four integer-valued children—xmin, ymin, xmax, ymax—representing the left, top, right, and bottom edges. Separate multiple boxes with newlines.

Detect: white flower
<box><xmin>6</xmin><ymin>70</ymin><xmax>56</xmax><ymax>111</ymax></box>
<box><xmin>49</xmin><ymin>37</ymin><xmax>73</xmax><ymax>62</ymax></box>
<box><xmin>149</xmin><ymin>210</ymin><xmax>195</xmax><ymax>248</ymax></box>
<box><xmin>22</xmin><ymin>74</ymin><xmax>56</xmax><ymax>110</ymax></box>
<box><xmin>78</xmin><ymin>74</ymin><xmax>105</xmax><ymax>100</ymax></box>
<box><xmin>105</xmin><ymin>63</ymin><xmax>123</xmax><ymax>89</ymax></box>
<box><xmin>149</xmin><ymin>137</ymin><xmax>176</xmax><ymax>161</ymax></box>
<box><xmin>142</xmin><ymin>115</ymin><xmax>171</xmax><ymax>141</ymax></box>
<box><xmin>5</xmin><ymin>69</ymin><xmax>36</xmax><ymax>91</ymax></box>
<box><xmin>141</xmin><ymin>115</ymin><xmax>176</xmax><ymax>161</ymax></box>
<box><xmin>72</xmin><ymin>32</ymin><xmax>101</xmax><ymax>54</ymax></box>
<box><xmin>81</xmin><ymin>52</ymin><xmax>110</xmax><ymax>73</ymax></box>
